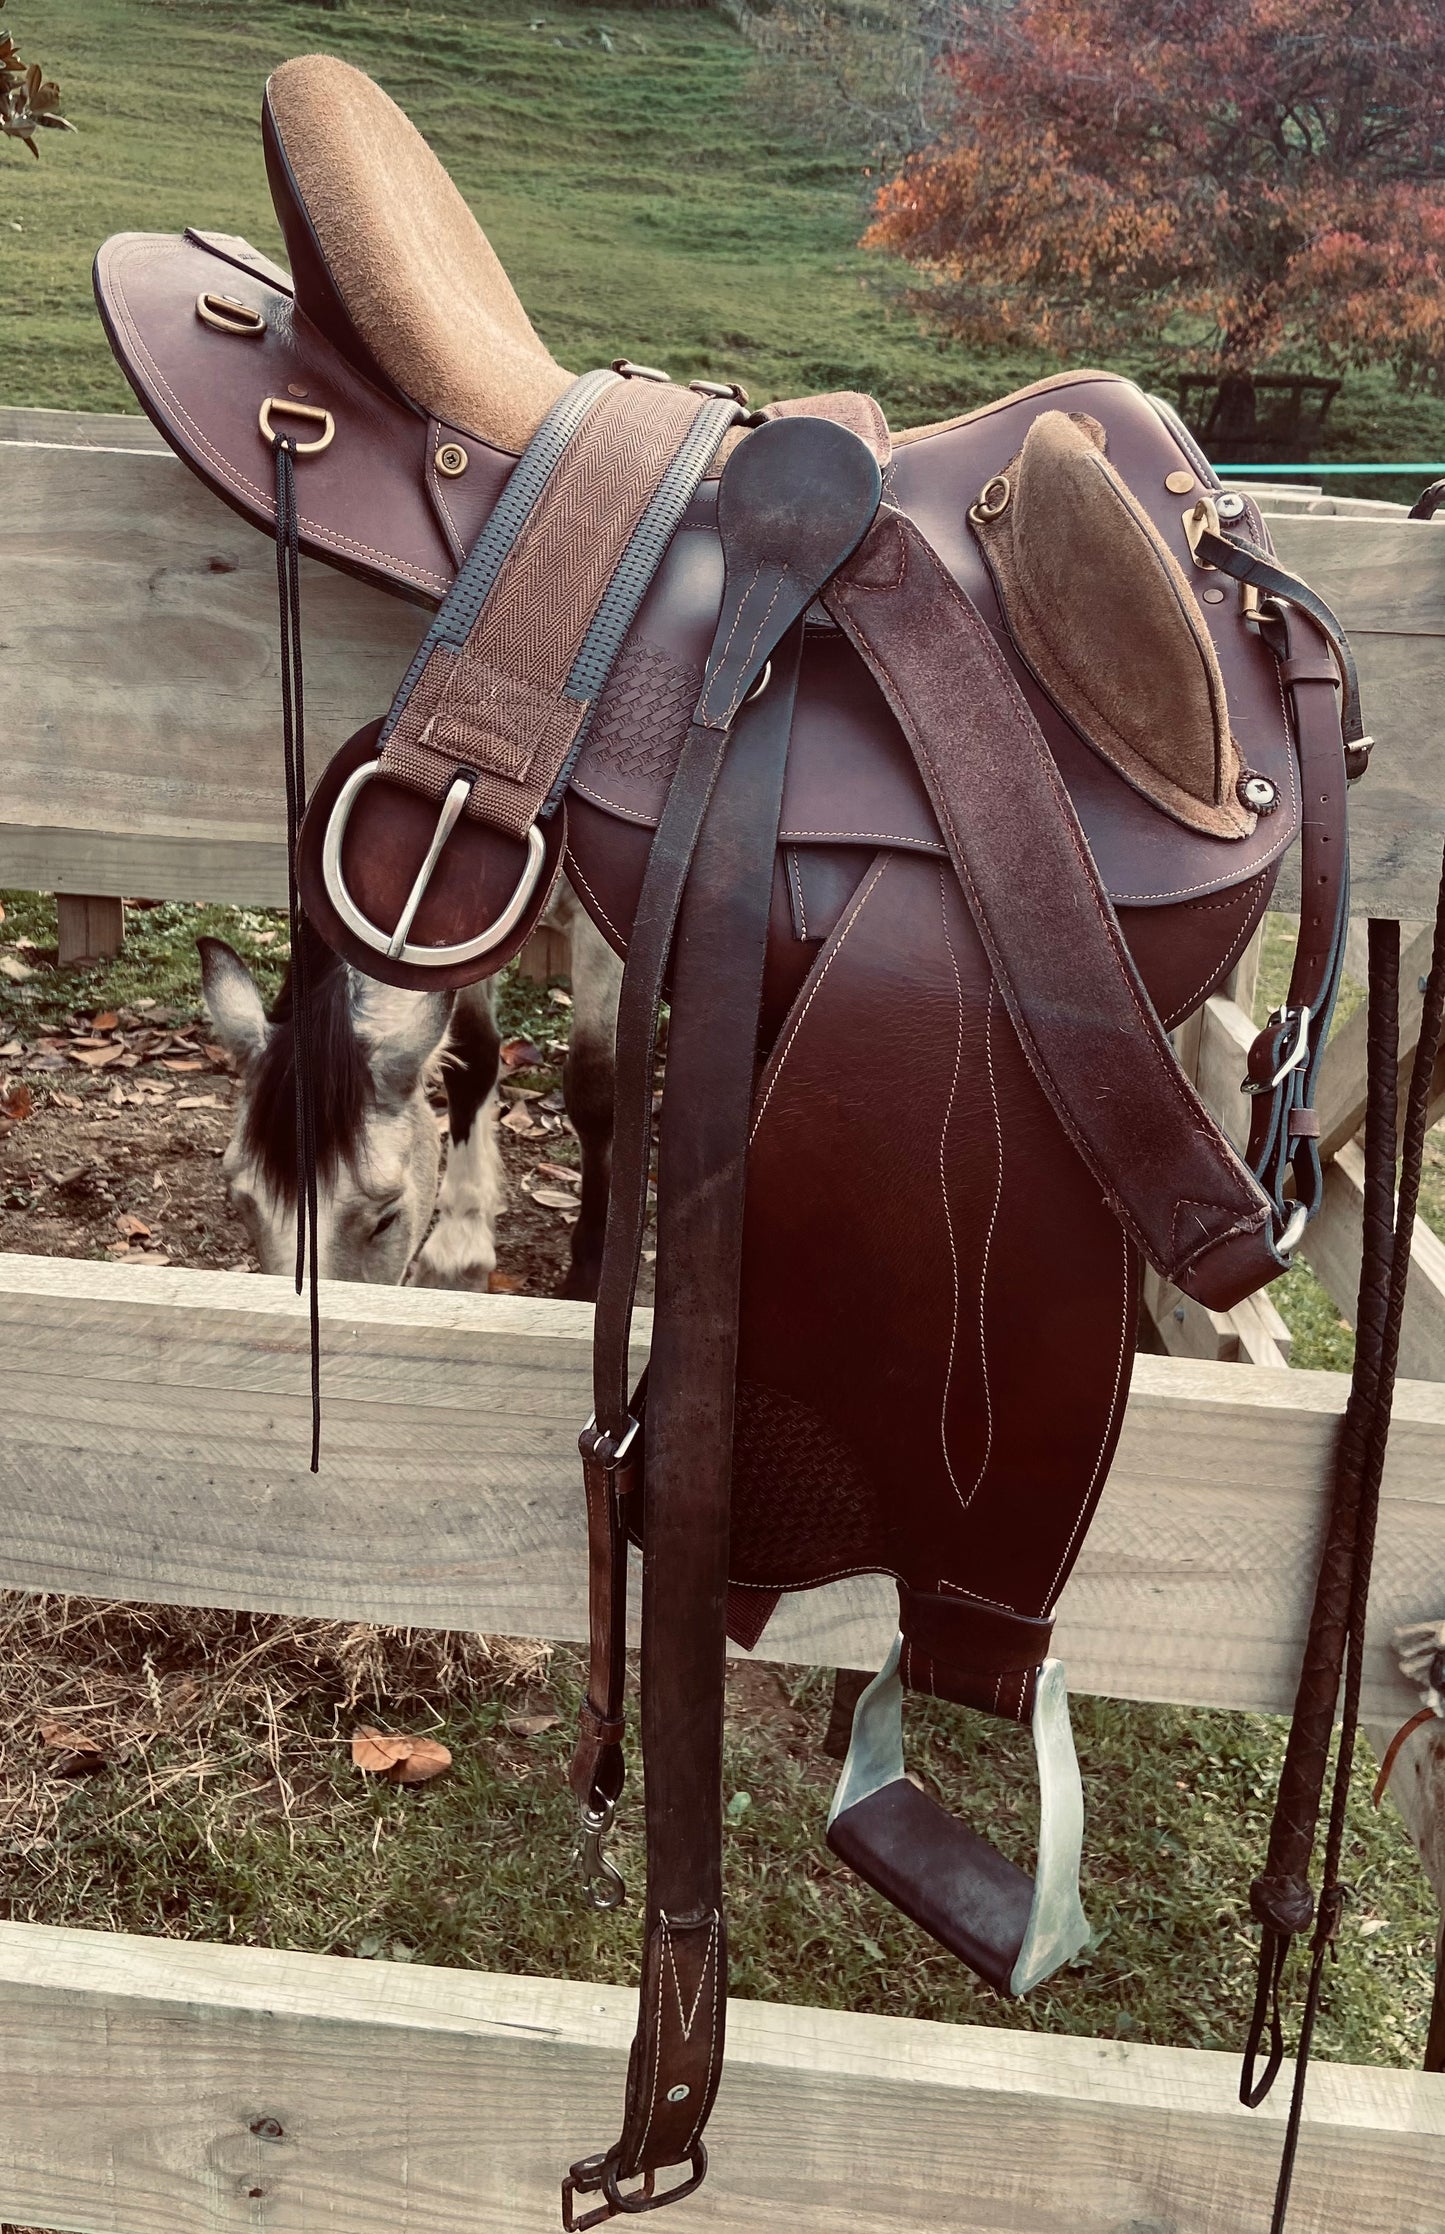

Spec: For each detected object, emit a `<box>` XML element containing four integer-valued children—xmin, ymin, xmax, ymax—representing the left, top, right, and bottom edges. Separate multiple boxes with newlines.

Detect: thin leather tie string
<box><xmin>1255</xmin><ymin>852</ymin><xmax>1445</xmax><ymax>2234</ymax></box>
<box><xmin>272</xmin><ymin>434</ymin><xmax>322</xmax><ymax>1472</ymax></box>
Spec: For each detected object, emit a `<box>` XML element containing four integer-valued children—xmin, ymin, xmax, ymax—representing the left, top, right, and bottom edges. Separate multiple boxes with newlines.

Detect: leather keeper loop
<box><xmin>580</xmin><ymin>1700</ymin><xmax>626</xmax><ymax>1747</ymax></box>
<box><xmin>1276</xmin><ymin>652</ymin><xmax>1339</xmax><ymax>688</ymax></box>
<box><xmin>899</xmin><ymin>1587</ymin><xmax>1054</xmax><ymax>1675</ymax></box>
<box><xmin>1288</xmin><ymin>1107</ymin><xmax>1321</xmax><ymax>1138</ymax></box>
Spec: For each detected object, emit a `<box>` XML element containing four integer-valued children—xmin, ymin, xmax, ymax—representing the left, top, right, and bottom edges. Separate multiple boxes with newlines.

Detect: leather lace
<box><xmin>272</xmin><ymin>434</ymin><xmax>322</xmax><ymax>1471</ymax></box>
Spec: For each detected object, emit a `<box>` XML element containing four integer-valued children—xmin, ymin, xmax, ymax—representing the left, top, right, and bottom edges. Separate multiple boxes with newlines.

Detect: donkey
<box><xmin>199</xmin><ymin>885</ymin><xmax>622</xmax><ymax>1296</ymax></box>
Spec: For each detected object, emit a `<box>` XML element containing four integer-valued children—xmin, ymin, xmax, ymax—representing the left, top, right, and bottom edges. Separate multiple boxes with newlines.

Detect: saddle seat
<box><xmin>264</xmin><ymin>54</ymin><xmax>573</xmax><ymax>453</ymax></box>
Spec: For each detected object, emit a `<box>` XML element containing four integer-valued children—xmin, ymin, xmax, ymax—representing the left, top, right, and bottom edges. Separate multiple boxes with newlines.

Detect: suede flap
<box><xmin>971</xmin><ymin>411</ymin><xmax>1253</xmax><ymax>840</ymax></box>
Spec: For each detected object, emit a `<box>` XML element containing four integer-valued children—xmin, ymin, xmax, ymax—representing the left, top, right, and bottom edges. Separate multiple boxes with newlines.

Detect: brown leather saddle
<box><xmin>95</xmin><ymin>54</ymin><xmax>1364</xmax><ymax>2227</ymax></box>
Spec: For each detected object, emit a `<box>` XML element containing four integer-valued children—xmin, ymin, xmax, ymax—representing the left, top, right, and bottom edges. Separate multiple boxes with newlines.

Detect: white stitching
<box><xmin>562</xmin><ymin>851</ymin><xmax>625</xmax><ymax>948</ymax></box>
<box><xmin>935</xmin><ymin>868</ymin><xmax>970</xmax><ymax>1514</ymax></box>
<box><xmin>787</xmin><ymin>849</ymin><xmax>808</xmax><ymax>940</ymax></box>
<box><xmin>107</xmin><ymin>239</ymin><xmax>449</xmax><ymax>593</ymax></box>
<box><xmin>957</xmin><ymin>972</ymin><xmax>1004</xmax><ymax>1518</ymax></box>
<box><xmin>749</xmin><ymin>856</ymin><xmax>888</xmax><ymax>1145</ymax></box>
<box><xmin>1043</xmin><ymin>1224</ymin><xmax>1133</xmax><ymax>1606</ymax></box>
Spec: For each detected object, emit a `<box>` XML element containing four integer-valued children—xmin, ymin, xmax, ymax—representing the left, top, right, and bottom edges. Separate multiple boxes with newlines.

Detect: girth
<box><xmin>96</xmin><ymin>180</ymin><xmax>1360</xmax><ymax>2226</ymax></box>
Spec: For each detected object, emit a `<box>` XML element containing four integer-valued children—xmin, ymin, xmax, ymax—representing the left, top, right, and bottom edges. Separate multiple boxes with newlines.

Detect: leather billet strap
<box><xmin>822</xmin><ymin>511</ymin><xmax>1350</xmax><ymax>1314</ymax></box>
<box><xmin>1240</xmin><ymin>600</ymin><xmax>1352</xmax><ymax>1246</ymax></box>
<box><xmin>566</xmin><ymin>419</ymin><xmax>883</xmax><ymax>2227</ymax></box>
<box><xmin>376</xmin><ymin>370</ymin><xmax>745</xmax><ymax>840</ymax></box>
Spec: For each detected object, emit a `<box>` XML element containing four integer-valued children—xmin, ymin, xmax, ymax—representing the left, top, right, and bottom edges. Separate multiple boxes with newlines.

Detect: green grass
<box><xmin>2</xmin><ymin>0</ymin><xmax>1056</xmax><ymax>424</ymax></box>
<box><xmin>3</xmin><ymin>1600</ymin><xmax>1435</xmax><ymax>2070</ymax></box>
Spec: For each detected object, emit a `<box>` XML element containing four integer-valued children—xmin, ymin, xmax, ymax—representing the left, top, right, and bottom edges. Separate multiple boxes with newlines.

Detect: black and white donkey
<box><xmin>199</xmin><ymin>886</ymin><xmax>622</xmax><ymax>1297</ymax></box>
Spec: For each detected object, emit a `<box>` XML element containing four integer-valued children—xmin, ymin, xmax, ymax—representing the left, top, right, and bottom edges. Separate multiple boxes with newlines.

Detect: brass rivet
<box><xmin>435</xmin><ymin>442</ymin><xmax>469</xmax><ymax>478</ymax></box>
<box><xmin>1165</xmin><ymin>469</ymin><xmax>1196</xmax><ymax>495</ymax></box>
<box><xmin>287</xmin><ymin>383</ymin><xmax>309</xmax><ymax>400</ymax></box>
<box><xmin>1201</xmin><ymin>587</ymin><xmax>1226</xmax><ymax>603</ymax></box>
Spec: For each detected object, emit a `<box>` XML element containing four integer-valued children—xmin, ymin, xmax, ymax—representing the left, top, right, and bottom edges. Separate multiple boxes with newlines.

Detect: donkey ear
<box><xmin>198</xmin><ymin>937</ymin><xmax>268</xmax><ymax>1070</ymax></box>
<box><xmin>351</xmin><ymin>977</ymin><xmax>454</xmax><ymax>1102</ymax></box>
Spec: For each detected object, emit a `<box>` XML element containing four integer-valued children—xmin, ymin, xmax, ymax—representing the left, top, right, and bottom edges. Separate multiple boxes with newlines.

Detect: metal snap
<box><xmin>1165</xmin><ymin>470</ymin><xmax>1195</xmax><ymax>495</ymax></box>
<box><xmin>435</xmin><ymin>442</ymin><xmax>469</xmax><ymax>477</ymax></box>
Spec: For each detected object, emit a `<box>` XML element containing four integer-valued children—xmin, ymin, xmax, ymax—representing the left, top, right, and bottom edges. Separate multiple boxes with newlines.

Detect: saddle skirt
<box><xmin>93</xmin><ymin>52</ymin><xmax>1358</xmax><ymax>2227</ymax></box>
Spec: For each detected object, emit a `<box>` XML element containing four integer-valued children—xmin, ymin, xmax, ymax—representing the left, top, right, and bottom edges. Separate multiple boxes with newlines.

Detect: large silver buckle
<box><xmin>320</xmin><ymin>759</ymin><xmax>546</xmax><ymax>969</ymax></box>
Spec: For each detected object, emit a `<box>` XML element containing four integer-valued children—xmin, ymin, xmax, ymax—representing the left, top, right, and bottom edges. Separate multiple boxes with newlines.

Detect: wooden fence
<box><xmin>1</xmin><ymin>410</ymin><xmax>1443</xmax><ymax>2232</ymax></box>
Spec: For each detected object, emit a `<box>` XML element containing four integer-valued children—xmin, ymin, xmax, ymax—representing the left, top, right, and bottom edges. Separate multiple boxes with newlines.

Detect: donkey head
<box><xmin>199</xmin><ymin>933</ymin><xmax>452</xmax><ymax>1285</ymax></box>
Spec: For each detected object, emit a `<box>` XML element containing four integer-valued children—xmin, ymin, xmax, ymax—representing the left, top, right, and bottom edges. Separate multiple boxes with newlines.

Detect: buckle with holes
<box><xmin>259</xmin><ymin>397</ymin><xmax>335</xmax><ymax>455</ymax></box>
<box><xmin>319</xmin><ymin>759</ymin><xmax>546</xmax><ymax>969</ymax></box>
<box><xmin>1241</xmin><ymin>1006</ymin><xmax>1313</xmax><ymax>1096</ymax></box>
<box><xmin>562</xmin><ymin>2145</ymin><xmax>708</xmax><ymax>2229</ymax></box>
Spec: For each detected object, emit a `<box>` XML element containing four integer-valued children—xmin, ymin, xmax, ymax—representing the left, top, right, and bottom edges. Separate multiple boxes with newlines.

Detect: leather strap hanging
<box><xmin>564</xmin><ymin>416</ymin><xmax>883</xmax><ymax>2228</ymax></box>
<box><xmin>822</xmin><ymin>510</ymin><xmax>1350</xmax><ymax>1312</ymax></box>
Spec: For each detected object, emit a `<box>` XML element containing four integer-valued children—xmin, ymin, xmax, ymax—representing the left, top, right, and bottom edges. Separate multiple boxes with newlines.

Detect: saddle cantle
<box><xmin>93</xmin><ymin>53</ymin><xmax>1364</xmax><ymax>2227</ymax></box>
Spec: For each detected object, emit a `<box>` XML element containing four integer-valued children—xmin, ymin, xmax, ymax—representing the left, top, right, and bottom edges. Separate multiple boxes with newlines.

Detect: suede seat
<box><xmin>264</xmin><ymin>54</ymin><xmax>574</xmax><ymax>451</ymax></box>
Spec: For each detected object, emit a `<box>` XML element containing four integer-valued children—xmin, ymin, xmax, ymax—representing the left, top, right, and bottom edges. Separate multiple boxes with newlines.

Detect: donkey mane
<box><xmin>242</xmin><ymin>924</ymin><xmax>375</xmax><ymax>1204</ymax></box>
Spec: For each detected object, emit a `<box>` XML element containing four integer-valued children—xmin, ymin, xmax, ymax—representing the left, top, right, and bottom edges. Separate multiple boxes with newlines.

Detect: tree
<box><xmin>865</xmin><ymin>0</ymin><xmax>1445</xmax><ymax>387</ymax></box>
<box><xmin>2</xmin><ymin>0</ymin><xmax>73</xmax><ymax>158</ymax></box>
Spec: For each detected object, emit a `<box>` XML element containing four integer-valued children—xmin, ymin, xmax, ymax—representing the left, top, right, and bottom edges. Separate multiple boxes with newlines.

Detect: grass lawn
<box><xmin>0</xmin><ymin>0</ymin><xmax>1438</xmax><ymax>2158</ymax></box>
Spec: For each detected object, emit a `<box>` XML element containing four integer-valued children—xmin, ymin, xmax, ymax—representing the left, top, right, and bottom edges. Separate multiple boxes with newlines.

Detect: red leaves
<box><xmin>866</xmin><ymin>0</ymin><xmax>1445</xmax><ymax>384</ymax></box>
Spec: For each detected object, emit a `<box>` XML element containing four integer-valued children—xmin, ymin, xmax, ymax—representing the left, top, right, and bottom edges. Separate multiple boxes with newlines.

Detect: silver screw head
<box><xmin>1240</xmin><ymin>773</ymin><xmax>1279</xmax><ymax>812</ymax></box>
<box><xmin>1215</xmin><ymin>491</ymin><xmax>1247</xmax><ymax>521</ymax></box>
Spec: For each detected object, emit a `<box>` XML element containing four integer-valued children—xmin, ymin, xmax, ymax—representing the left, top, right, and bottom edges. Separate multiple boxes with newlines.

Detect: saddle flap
<box><xmin>971</xmin><ymin>409</ymin><xmax>1253</xmax><ymax>840</ymax></box>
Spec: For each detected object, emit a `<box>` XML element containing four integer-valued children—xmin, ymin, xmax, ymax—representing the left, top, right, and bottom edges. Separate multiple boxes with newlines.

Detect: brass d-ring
<box><xmin>196</xmin><ymin>290</ymin><xmax>266</xmax><ymax>337</ymax></box>
<box><xmin>969</xmin><ymin>473</ymin><xmax>1011</xmax><ymax>525</ymax></box>
<box><xmin>258</xmin><ymin>397</ymin><xmax>336</xmax><ymax>456</ymax></box>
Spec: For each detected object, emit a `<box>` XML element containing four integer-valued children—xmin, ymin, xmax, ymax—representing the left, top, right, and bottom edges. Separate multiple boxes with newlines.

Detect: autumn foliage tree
<box><xmin>865</xmin><ymin>0</ymin><xmax>1445</xmax><ymax>386</ymax></box>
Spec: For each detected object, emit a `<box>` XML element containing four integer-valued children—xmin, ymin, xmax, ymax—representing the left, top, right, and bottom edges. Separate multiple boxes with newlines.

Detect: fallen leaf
<box><xmin>501</xmin><ymin>1102</ymin><xmax>538</xmax><ymax>1135</ymax></box>
<box><xmin>51</xmin><ymin>1091</ymin><xmax>82</xmax><ymax>1110</ymax></box>
<box><xmin>500</xmin><ymin>1036</ymin><xmax>545</xmax><ymax>1071</ymax></box>
<box><xmin>73</xmin><ymin>1045</ymin><xmax>123</xmax><ymax>1068</ymax></box>
<box><xmin>175</xmin><ymin>1094</ymin><xmax>223</xmax><ymax>1110</ymax></box>
<box><xmin>0</xmin><ymin>953</ymin><xmax>34</xmax><ymax>983</ymax></box>
<box><xmin>533</xmin><ymin>1161</ymin><xmax>580</xmax><ymax>1188</ymax></box>
<box><xmin>133</xmin><ymin>996</ymin><xmax>157</xmax><ymax>1011</ymax></box>
<box><xmin>91</xmin><ymin>1011</ymin><xmax>119</xmax><ymax>1032</ymax></box>
<box><xmin>114</xmin><ymin>1213</ymin><xmax>151</xmax><ymax>1240</ymax></box>
<box><xmin>0</xmin><ymin>1085</ymin><xmax>33</xmax><ymax>1122</ymax></box>
<box><xmin>529</xmin><ymin>1184</ymin><xmax>580</xmax><ymax>1210</ymax></box>
<box><xmin>506</xmin><ymin>1712</ymin><xmax>561</xmax><ymax>1738</ymax></box>
<box><xmin>351</xmin><ymin>1726</ymin><xmax>452</xmax><ymax>1784</ymax></box>
<box><xmin>391</xmin><ymin>1737</ymin><xmax>453</xmax><ymax>1785</ymax></box>
<box><xmin>351</xmin><ymin>1727</ymin><xmax>416</xmax><ymax>1775</ymax></box>
<box><xmin>488</xmin><ymin>1269</ymin><xmax>523</xmax><ymax>1293</ymax></box>
<box><xmin>39</xmin><ymin>1718</ymin><xmax>105</xmax><ymax>1772</ymax></box>
<box><xmin>161</xmin><ymin>1057</ymin><xmax>205</xmax><ymax>1073</ymax></box>
<box><xmin>202</xmin><ymin>1043</ymin><xmax>228</xmax><ymax>1065</ymax></box>
<box><xmin>0</xmin><ymin>1040</ymin><xmax>22</xmax><ymax>1058</ymax></box>
<box><xmin>549</xmin><ymin>987</ymin><xmax>573</xmax><ymax>1007</ymax></box>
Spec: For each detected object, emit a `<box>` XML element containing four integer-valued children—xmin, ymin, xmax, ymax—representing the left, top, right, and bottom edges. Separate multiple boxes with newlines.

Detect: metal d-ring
<box><xmin>196</xmin><ymin>290</ymin><xmax>265</xmax><ymax>337</ymax></box>
<box><xmin>320</xmin><ymin>759</ymin><xmax>547</xmax><ymax>969</ymax></box>
<box><xmin>258</xmin><ymin>396</ymin><xmax>335</xmax><ymax>455</ymax></box>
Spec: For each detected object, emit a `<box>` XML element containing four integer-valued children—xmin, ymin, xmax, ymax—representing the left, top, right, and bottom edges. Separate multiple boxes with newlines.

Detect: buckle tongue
<box><xmin>319</xmin><ymin>756</ymin><xmax>546</xmax><ymax>971</ymax></box>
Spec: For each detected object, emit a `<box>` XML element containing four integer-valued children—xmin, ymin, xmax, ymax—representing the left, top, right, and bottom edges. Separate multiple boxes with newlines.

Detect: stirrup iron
<box><xmin>826</xmin><ymin>1633</ymin><xmax>1089</xmax><ymax>1995</ymax></box>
